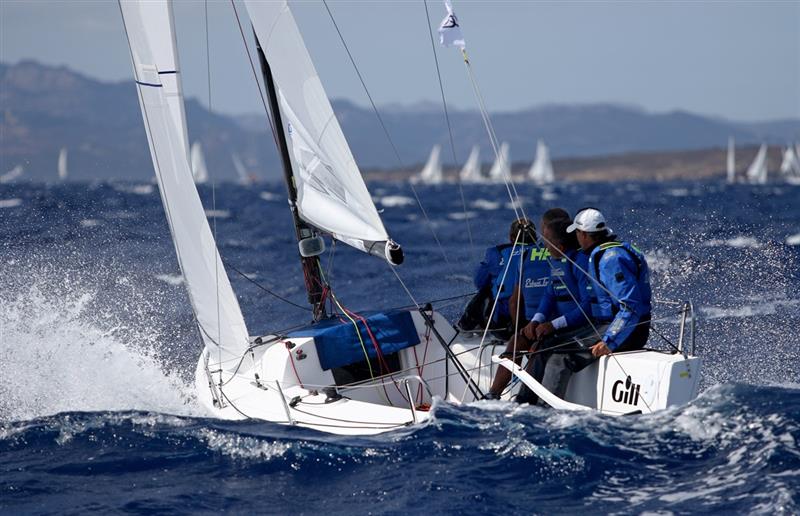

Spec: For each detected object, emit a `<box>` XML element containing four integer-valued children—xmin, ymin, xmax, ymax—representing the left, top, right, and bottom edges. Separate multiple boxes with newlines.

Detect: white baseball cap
<box><xmin>566</xmin><ymin>208</ymin><xmax>612</xmax><ymax>234</ymax></box>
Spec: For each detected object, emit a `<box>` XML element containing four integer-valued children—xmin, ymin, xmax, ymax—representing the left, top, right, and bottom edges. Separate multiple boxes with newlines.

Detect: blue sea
<box><xmin>1</xmin><ymin>180</ymin><xmax>799</xmax><ymax>514</ymax></box>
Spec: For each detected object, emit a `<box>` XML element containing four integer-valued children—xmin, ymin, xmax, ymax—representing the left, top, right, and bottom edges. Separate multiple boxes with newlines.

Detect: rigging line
<box><xmin>204</xmin><ymin>0</ymin><xmax>223</xmax><ymax>386</ymax></box>
<box><xmin>320</xmin><ymin>0</ymin><xmax>450</xmax><ymax>265</ymax></box>
<box><xmin>422</xmin><ymin>0</ymin><xmax>474</xmax><ymax>251</ymax></box>
<box><xmin>459</xmin><ymin>50</ymin><xmax>526</xmax><ymax>221</ymax></box>
<box><xmin>224</xmin><ymin>259</ymin><xmax>312</xmax><ymax>311</ymax></box>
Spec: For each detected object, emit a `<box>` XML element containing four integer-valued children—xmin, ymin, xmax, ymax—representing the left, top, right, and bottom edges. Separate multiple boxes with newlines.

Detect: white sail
<box><xmin>418</xmin><ymin>144</ymin><xmax>443</xmax><ymax>184</ymax></box>
<box><xmin>746</xmin><ymin>144</ymin><xmax>768</xmax><ymax>184</ymax></box>
<box><xmin>58</xmin><ymin>147</ymin><xmax>68</xmax><ymax>181</ymax></box>
<box><xmin>459</xmin><ymin>145</ymin><xmax>482</xmax><ymax>183</ymax></box>
<box><xmin>488</xmin><ymin>142</ymin><xmax>510</xmax><ymax>183</ymax></box>
<box><xmin>120</xmin><ymin>0</ymin><xmax>249</xmax><ymax>367</ymax></box>
<box><xmin>231</xmin><ymin>152</ymin><xmax>250</xmax><ymax>185</ymax></box>
<box><xmin>0</xmin><ymin>165</ymin><xmax>24</xmax><ymax>184</ymax></box>
<box><xmin>726</xmin><ymin>137</ymin><xmax>735</xmax><ymax>184</ymax></box>
<box><xmin>779</xmin><ymin>145</ymin><xmax>800</xmax><ymax>178</ymax></box>
<box><xmin>529</xmin><ymin>139</ymin><xmax>555</xmax><ymax>184</ymax></box>
<box><xmin>245</xmin><ymin>0</ymin><xmax>393</xmax><ymax>257</ymax></box>
<box><xmin>190</xmin><ymin>141</ymin><xmax>209</xmax><ymax>184</ymax></box>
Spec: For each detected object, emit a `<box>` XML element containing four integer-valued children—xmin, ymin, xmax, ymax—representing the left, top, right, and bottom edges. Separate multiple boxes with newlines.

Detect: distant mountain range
<box><xmin>2</xmin><ymin>60</ymin><xmax>798</xmax><ymax>182</ymax></box>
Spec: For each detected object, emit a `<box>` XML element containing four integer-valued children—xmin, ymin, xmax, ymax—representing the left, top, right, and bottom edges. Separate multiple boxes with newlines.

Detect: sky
<box><xmin>1</xmin><ymin>0</ymin><xmax>798</xmax><ymax>122</ymax></box>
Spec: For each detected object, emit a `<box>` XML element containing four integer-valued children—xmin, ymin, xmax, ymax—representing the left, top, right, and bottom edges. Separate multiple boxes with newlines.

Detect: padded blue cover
<box><xmin>288</xmin><ymin>310</ymin><xmax>420</xmax><ymax>371</ymax></box>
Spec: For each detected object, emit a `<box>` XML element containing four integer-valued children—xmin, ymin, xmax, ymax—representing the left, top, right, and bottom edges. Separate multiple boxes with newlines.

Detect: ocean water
<box><xmin>1</xmin><ymin>180</ymin><xmax>799</xmax><ymax>514</ymax></box>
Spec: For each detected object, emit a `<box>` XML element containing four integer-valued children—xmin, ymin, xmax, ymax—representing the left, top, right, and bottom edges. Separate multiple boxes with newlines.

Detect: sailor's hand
<box><xmin>522</xmin><ymin>321</ymin><xmax>539</xmax><ymax>340</ymax></box>
<box><xmin>591</xmin><ymin>341</ymin><xmax>611</xmax><ymax>357</ymax></box>
<box><xmin>535</xmin><ymin>321</ymin><xmax>555</xmax><ymax>339</ymax></box>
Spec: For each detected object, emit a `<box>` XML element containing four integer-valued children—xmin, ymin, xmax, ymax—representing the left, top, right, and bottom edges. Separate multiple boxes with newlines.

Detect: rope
<box><xmin>224</xmin><ymin>259</ymin><xmax>312</xmax><ymax>312</ymax></box>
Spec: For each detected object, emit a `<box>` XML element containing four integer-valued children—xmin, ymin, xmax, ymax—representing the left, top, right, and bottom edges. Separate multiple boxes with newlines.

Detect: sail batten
<box><xmin>245</xmin><ymin>0</ymin><xmax>393</xmax><ymax>258</ymax></box>
<box><xmin>120</xmin><ymin>0</ymin><xmax>249</xmax><ymax>367</ymax></box>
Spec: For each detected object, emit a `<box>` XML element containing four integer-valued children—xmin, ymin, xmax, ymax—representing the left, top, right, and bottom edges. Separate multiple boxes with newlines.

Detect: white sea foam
<box><xmin>700</xmin><ymin>298</ymin><xmax>800</xmax><ymax>320</ymax></box>
<box><xmin>448</xmin><ymin>211</ymin><xmax>477</xmax><ymax>220</ymax></box>
<box><xmin>379</xmin><ymin>195</ymin><xmax>415</xmax><ymax>207</ymax></box>
<box><xmin>196</xmin><ymin>428</ymin><xmax>291</xmax><ymax>460</ymax></box>
<box><xmin>0</xmin><ymin>281</ymin><xmax>197</xmax><ymax>422</ymax></box>
<box><xmin>259</xmin><ymin>191</ymin><xmax>281</xmax><ymax>202</ymax></box>
<box><xmin>204</xmin><ymin>209</ymin><xmax>230</xmax><ymax>219</ymax></box>
<box><xmin>471</xmin><ymin>199</ymin><xmax>500</xmax><ymax>210</ymax></box>
<box><xmin>786</xmin><ymin>233</ymin><xmax>800</xmax><ymax>246</ymax></box>
<box><xmin>0</xmin><ymin>198</ymin><xmax>23</xmax><ymax>208</ymax></box>
<box><xmin>155</xmin><ymin>273</ymin><xmax>184</xmax><ymax>286</ymax></box>
<box><xmin>702</xmin><ymin>236</ymin><xmax>762</xmax><ymax>249</ymax></box>
<box><xmin>79</xmin><ymin>219</ymin><xmax>101</xmax><ymax>228</ymax></box>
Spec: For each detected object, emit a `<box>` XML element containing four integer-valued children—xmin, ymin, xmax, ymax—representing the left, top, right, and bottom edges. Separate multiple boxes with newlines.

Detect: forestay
<box><xmin>245</xmin><ymin>0</ymin><xmax>393</xmax><ymax>257</ymax></box>
<box><xmin>120</xmin><ymin>1</ymin><xmax>249</xmax><ymax>367</ymax></box>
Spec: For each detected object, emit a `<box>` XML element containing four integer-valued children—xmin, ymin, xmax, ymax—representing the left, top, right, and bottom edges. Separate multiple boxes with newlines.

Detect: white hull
<box><xmin>195</xmin><ymin>309</ymin><xmax>701</xmax><ymax>435</ymax></box>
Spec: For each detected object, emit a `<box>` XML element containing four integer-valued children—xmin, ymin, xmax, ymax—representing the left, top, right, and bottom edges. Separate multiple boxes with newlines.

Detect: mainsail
<box><xmin>746</xmin><ymin>144</ymin><xmax>768</xmax><ymax>184</ymax></box>
<box><xmin>459</xmin><ymin>145</ymin><xmax>482</xmax><ymax>183</ymax></box>
<box><xmin>190</xmin><ymin>141</ymin><xmax>209</xmax><ymax>184</ymax></box>
<box><xmin>488</xmin><ymin>142</ymin><xmax>510</xmax><ymax>183</ymax></box>
<box><xmin>245</xmin><ymin>0</ymin><xmax>395</xmax><ymax>258</ymax></box>
<box><xmin>726</xmin><ymin>137</ymin><xmax>736</xmax><ymax>183</ymax></box>
<box><xmin>58</xmin><ymin>147</ymin><xmax>68</xmax><ymax>181</ymax></box>
<box><xmin>120</xmin><ymin>0</ymin><xmax>249</xmax><ymax>366</ymax></box>
<box><xmin>529</xmin><ymin>139</ymin><xmax>554</xmax><ymax>184</ymax></box>
<box><xmin>418</xmin><ymin>144</ymin><xmax>443</xmax><ymax>184</ymax></box>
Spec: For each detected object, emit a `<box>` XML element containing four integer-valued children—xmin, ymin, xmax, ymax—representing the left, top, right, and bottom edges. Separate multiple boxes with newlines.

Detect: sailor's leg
<box><xmin>488</xmin><ymin>333</ymin><xmax>532</xmax><ymax>398</ymax></box>
<box><xmin>516</xmin><ymin>349</ymin><xmax>551</xmax><ymax>404</ymax></box>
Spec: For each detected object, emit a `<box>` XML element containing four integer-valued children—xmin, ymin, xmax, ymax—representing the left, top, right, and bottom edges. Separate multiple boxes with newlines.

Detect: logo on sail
<box><xmin>611</xmin><ymin>376</ymin><xmax>641</xmax><ymax>406</ymax></box>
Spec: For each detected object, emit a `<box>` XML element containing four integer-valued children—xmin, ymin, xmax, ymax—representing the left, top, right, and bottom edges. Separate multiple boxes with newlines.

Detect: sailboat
<box><xmin>416</xmin><ymin>144</ymin><xmax>443</xmax><ymax>184</ymax></box>
<box><xmin>779</xmin><ymin>144</ymin><xmax>800</xmax><ymax>184</ymax></box>
<box><xmin>726</xmin><ymin>137</ymin><xmax>736</xmax><ymax>184</ymax></box>
<box><xmin>746</xmin><ymin>144</ymin><xmax>768</xmax><ymax>185</ymax></box>
<box><xmin>58</xmin><ymin>147</ymin><xmax>68</xmax><ymax>181</ymax></box>
<box><xmin>190</xmin><ymin>142</ymin><xmax>209</xmax><ymax>184</ymax></box>
<box><xmin>231</xmin><ymin>152</ymin><xmax>253</xmax><ymax>185</ymax></box>
<box><xmin>459</xmin><ymin>145</ymin><xmax>483</xmax><ymax>183</ymax></box>
<box><xmin>529</xmin><ymin>139</ymin><xmax>555</xmax><ymax>184</ymax></box>
<box><xmin>487</xmin><ymin>142</ymin><xmax>510</xmax><ymax>183</ymax></box>
<box><xmin>120</xmin><ymin>0</ymin><xmax>701</xmax><ymax>435</ymax></box>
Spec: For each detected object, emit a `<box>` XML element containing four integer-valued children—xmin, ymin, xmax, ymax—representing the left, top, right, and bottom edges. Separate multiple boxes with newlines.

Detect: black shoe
<box><xmin>483</xmin><ymin>392</ymin><xmax>501</xmax><ymax>400</ymax></box>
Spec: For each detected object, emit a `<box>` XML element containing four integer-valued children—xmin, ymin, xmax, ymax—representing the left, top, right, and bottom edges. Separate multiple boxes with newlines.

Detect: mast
<box><xmin>254</xmin><ymin>32</ymin><xmax>327</xmax><ymax>320</ymax></box>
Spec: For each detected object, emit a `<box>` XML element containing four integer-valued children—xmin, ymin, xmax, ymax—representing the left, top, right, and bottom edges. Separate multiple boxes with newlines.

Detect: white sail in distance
<box><xmin>746</xmin><ymin>144</ymin><xmax>768</xmax><ymax>184</ymax></box>
<box><xmin>779</xmin><ymin>145</ymin><xmax>800</xmax><ymax>178</ymax></box>
<box><xmin>488</xmin><ymin>142</ymin><xmax>510</xmax><ymax>183</ymax></box>
<box><xmin>120</xmin><ymin>0</ymin><xmax>249</xmax><ymax>367</ymax></box>
<box><xmin>58</xmin><ymin>147</ymin><xmax>68</xmax><ymax>181</ymax></box>
<box><xmin>231</xmin><ymin>152</ymin><xmax>250</xmax><ymax>185</ymax></box>
<box><xmin>529</xmin><ymin>139</ymin><xmax>555</xmax><ymax>184</ymax></box>
<box><xmin>245</xmin><ymin>1</ymin><xmax>396</xmax><ymax>260</ymax></box>
<box><xmin>726</xmin><ymin>137</ymin><xmax>736</xmax><ymax>184</ymax></box>
<box><xmin>459</xmin><ymin>145</ymin><xmax>482</xmax><ymax>183</ymax></box>
<box><xmin>190</xmin><ymin>142</ymin><xmax>209</xmax><ymax>184</ymax></box>
<box><xmin>418</xmin><ymin>144</ymin><xmax>443</xmax><ymax>184</ymax></box>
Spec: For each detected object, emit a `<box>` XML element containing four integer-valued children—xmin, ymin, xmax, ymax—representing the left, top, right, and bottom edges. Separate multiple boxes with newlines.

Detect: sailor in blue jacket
<box><xmin>568</xmin><ymin>208</ymin><xmax>652</xmax><ymax>357</ymax></box>
<box><xmin>458</xmin><ymin>218</ymin><xmax>536</xmax><ymax>331</ymax></box>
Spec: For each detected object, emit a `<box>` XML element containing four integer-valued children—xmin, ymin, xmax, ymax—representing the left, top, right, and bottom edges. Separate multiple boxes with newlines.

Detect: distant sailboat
<box><xmin>231</xmin><ymin>152</ymin><xmax>252</xmax><ymax>185</ymax></box>
<box><xmin>487</xmin><ymin>142</ymin><xmax>510</xmax><ymax>183</ymax></box>
<box><xmin>190</xmin><ymin>142</ymin><xmax>209</xmax><ymax>184</ymax></box>
<box><xmin>746</xmin><ymin>144</ymin><xmax>768</xmax><ymax>185</ymax></box>
<box><xmin>416</xmin><ymin>144</ymin><xmax>443</xmax><ymax>184</ymax></box>
<box><xmin>459</xmin><ymin>145</ymin><xmax>483</xmax><ymax>183</ymax></box>
<box><xmin>0</xmin><ymin>165</ymin><xmax>24</xmax><ymax>184</ymax></box>
<box><xmin>528</xmin><ymin>139</ymin><xmax>555</xmax><ymax>184</ymax></box>
<box><xmin>58</xmin><ymin>147</ymin><xmax>69</xmax><ymax>181</ymax></box>
<box><xmin>726</xmin><ymin>137</ymin><xmax>735</xmax><ymax>184</ymax></box>
<box><xmin>780</xmin><ymin>144</ymin><xmax>800</xmax><ymax>184</ymax></box>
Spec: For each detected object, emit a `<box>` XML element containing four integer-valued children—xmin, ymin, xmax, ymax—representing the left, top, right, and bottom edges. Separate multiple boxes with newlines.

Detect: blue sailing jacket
<box><xmin>588</xmin><ymin>241</ymin><xmax>652</xmax><ymax>350</ymax></box>
<box><xmin>520</xmin><ymin>245</ymin><xmax>552</xmax><ymax>320</ymax></box>
<box><xmin>491</xmin><ymin>243</ymin><xmax>531</xmax><ymax>321</ymax></box>
<box><xmin>473</xmin><ymin>244</ymin><xmax>510</xmax><ymax>290</ymax></box>
<box><xmin>533</xmin><ymin>248</ymin><xmax>593</xmax><ymax>329</ymax></box>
